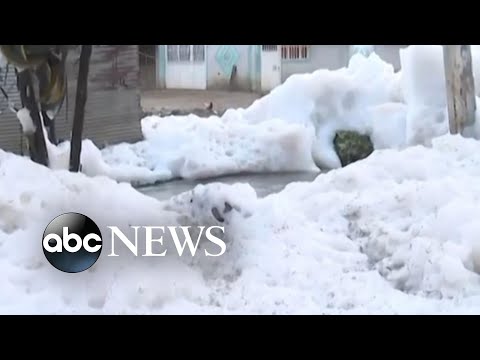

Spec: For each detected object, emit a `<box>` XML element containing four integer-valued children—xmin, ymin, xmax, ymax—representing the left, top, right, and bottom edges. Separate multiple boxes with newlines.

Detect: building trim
<box><xmin>157</xmin><ymin>45</ymin><xmax>166</xmax><ymax>88</ymax></box>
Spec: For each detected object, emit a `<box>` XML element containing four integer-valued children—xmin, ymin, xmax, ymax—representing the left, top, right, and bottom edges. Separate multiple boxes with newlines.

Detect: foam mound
<box><xmin>1</xmin><ymin>132</ymin><xmax>480</xmax><ymax>314</ymax></box>
<box><xmin>6</xmin><ymin>45</ymin><xmax>480</xmax><ymax>185</ymax></box>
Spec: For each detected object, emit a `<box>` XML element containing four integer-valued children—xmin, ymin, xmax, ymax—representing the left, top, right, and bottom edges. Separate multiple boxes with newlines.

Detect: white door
<box><xmin>165</xmin><ymin>45</ymin><xmax>207</xmax><ymax>90</ymax></box>
<box><xmin>261</xmin><ymin>45</ymin><xmax>282</xmax><ymax>92</ymax></box>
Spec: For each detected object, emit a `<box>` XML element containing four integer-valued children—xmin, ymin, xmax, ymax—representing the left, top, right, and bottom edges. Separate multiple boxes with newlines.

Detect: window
<box><xmin>281</xmin><ymin>45</ymin><xmax>309</xmax><ymax>60</ymax></box>
<box><xmin>193</xmin><ymin>45</ymin><xmax>205</xmax><ymax>62</ymax></box>
<box><xmin>167</xmin><ymin>45</ymin><xmax>206</xmax><ymax>63</ymax></box>
<box><xmin>262</xmin><ymin>45</ymin><xmax>278</xmax><ymax>52</ymax></box>
<box><xmin>178</xmin><ymin>45</ymin><xmax>191</xmax><ymax>62</ymax></box>
<box><xmin>167</xmin><ymin>45</ymin><xmax>178</xmax><ymax>62</ymax></box>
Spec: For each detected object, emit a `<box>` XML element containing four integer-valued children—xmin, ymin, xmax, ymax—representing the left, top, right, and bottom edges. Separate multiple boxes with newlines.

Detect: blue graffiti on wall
<box><xmin>215</xmin><ymin>45</ymin><xmax>240</xmax><ymax>76</ymax></box>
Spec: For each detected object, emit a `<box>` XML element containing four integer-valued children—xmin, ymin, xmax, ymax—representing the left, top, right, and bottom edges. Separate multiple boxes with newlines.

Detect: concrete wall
<box><xmin>140</xmin><ymin>63</ymin><xmax>156</xmax><ymax>90</ymax></box>
<box><xmin>281</xmin><ymin>45</ymin><xmax>406</xmax><ymax>82</ymax></box>
<box><xmin>139</xmin><ymin>45</ymin><xmax>156</xmax><ymax>90</ymax></box>
<box><xmin>281</xmin><ymin>45</ymin><xmax>350</xmax><ymax>82</ymax></box>
<box><xmin>373</xmin><ymin>45</ymin><xmax>408</xmax><ymax>71</ymax></box>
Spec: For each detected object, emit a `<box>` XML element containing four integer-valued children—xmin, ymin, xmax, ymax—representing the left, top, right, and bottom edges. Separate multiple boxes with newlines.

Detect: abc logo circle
<box><xmin>42</xmin><ymin>213</ymin><xmax>103</xmax><ymax>273</ymax></box>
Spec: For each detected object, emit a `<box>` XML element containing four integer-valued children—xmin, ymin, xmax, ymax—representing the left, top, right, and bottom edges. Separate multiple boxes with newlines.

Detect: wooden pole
<box><xmin>69</xmin><ymin>45</ymin><xmax>92</xmax><ymax>172</ymax></box>
<box><xmin>443</xmin><ymin>45</ymin><xmax>477</xmax><ymax>137</ymax></box>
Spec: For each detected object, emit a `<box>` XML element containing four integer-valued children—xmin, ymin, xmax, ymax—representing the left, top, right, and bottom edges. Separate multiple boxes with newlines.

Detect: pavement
<box><xmin>141</xmin><ymin>89</ymin><xmax>261</xmax><ymax>117</ymax></box>
<box><xmin>137</xmin><ymin>171</ymin><xmax>321</xmax><ymax>201</ymax></box>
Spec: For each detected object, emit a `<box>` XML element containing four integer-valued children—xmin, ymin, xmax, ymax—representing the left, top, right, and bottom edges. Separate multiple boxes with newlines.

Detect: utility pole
<box><xmin>443</xmin><ymin>45</ymin><xmax>477</xmax><ymax>137</ymax></box>
<box><xmin>69</xmin><ymin>45</ymin><xmax>92</xmax><ymax>172</ymax></box>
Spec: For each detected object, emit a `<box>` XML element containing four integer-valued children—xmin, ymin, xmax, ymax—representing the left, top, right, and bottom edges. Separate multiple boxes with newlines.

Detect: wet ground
<box><xmin>137</xmin><ymin>171</ymin><xmax>322</xmax><ymax>201</ymax></box>
<box><xmin>141</xmin><ymin>89</ymin><xmax>261</xmax><ymax>116</ymax></box>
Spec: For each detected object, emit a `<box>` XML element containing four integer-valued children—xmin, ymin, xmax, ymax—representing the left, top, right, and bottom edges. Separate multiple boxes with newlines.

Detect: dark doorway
<box><xmin>139</xmin><ymin>45</ymin><xmax>157</xmax><ymax>90</ymax></box>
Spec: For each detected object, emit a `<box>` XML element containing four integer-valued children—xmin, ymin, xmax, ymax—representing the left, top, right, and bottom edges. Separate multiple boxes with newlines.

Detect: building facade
<box><xmin>152</xmin><ymin>45</ymin><xmax>407</xmax><ymax>93</ymax></box>
<box><xmin>0</xmin><ymin>45</ymin><xmax>143</xmax><ymax>155</ymax></box>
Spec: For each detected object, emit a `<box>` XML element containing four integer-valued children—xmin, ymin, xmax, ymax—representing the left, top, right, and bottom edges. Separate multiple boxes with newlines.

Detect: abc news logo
<box><xmin>42</xmin><ymin>212</ymin><xmax>226</xmax><ymax>273</ymax></box>
<box><xmin>42</xmin><ymin>213</ymin><xmax>103</xmax><ymax>273</ymax></box>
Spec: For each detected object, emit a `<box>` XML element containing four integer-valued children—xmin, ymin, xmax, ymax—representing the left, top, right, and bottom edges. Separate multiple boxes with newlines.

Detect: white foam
<box><xmin>2</xmin><ymin>132</ymin><xmax>480</xmax><ymax>313</ymax></box>
<box><xmin>16</xmin><ymin>108</ymin><xmax>36</xmax><ymax>135</ymax></box>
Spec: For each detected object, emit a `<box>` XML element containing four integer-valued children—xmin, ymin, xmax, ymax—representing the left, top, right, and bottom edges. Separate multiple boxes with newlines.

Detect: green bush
<box><xmin>333</xmin><ymin>130</ymin><xmax>374</xmax><ymax>167</ymax></box>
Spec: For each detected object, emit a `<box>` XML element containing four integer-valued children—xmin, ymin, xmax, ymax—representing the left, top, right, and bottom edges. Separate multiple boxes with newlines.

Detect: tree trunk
<box><xmin>17</xmin><ymin>69</ymin><xmax>49</xmax><ymax>166</ymax></box>
<box><xmin>443</xmin><ymin>45</ymin><xmax>477</xmax><ymax>137</ymax></box>
<box><xmin>69</xmin><ymin>45</ymin><xmax>92</xmax><ymax>172</ymax></box>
